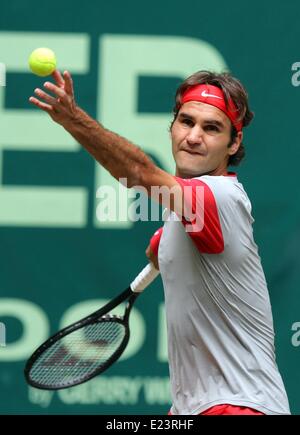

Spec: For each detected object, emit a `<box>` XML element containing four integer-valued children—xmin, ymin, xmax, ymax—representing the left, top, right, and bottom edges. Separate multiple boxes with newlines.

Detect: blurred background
<box><xmin>0</xmin><ymin>0</ymin><xmax>299</xmax><ymax>415</ymax></box>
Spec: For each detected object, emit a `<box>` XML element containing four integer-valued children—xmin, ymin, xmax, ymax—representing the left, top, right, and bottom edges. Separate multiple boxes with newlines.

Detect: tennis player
<box><xmin>30</xmin><ymin>69</ymin><xmax>290</xmax><ymax>415</ymax></box>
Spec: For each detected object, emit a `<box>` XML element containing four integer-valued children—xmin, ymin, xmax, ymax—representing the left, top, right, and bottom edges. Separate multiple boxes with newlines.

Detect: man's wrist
<box><xmin>62</xmin><ymin>105</ymin><xmax>84</xmax><ymax>131</ymax></box>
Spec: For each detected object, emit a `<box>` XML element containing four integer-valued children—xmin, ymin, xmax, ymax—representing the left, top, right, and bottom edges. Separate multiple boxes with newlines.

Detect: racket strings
<box><xmin>28</xmin><ymin>320</ymin><xmax>126</xmax><ymax>388</ymax></box>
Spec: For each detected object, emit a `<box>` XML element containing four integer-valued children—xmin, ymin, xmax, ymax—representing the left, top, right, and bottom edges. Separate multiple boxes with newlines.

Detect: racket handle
<box><xmin>130</xmin><ymin>263</ymin><xmax>160</xmax><ymax>293</ymax></box>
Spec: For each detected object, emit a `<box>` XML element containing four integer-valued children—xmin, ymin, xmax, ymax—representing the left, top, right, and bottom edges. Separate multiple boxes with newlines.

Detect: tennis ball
<box><xmin>29</xmin><ymin>47</ymin><xmax>57</xmax><ymax>77</ymax></box>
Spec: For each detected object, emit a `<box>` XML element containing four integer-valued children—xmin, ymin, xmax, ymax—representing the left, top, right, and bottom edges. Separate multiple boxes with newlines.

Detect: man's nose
<box><xmin>186</xmin><ymin>126</ymin><xmax>203</xmax><ymax>146</ymax></box>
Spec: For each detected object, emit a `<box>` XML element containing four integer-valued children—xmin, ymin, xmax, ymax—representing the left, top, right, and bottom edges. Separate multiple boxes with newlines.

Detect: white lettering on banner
<box><xmin>143</xmin><ymin>377</ymin><xmax>171</xmax><ymax>405</ymax></box>
<box><xmin>58</xmin><ymin>376</ymin><xmax>144</xmax><ymax>405</ymax></box>
<box><xmin>0</xmin><ymin>63</ymin><xmax>6</xmax><ymax>86</ymax></box>
<box><xmin>28</xmin><ymin>388</ymin><xmax>54</xmax><ymax>408</ymax></box>
<box><xmin>0</xmin><ymin>322</ymin><xmax>6</xmax><ymax>346</ymax></box>
<box><xmin>0</xmin><ymin>298</ymin><xmax>168</xmax><ymax>362</ymax></box>
<box><xmin>0</xmin><ymin>32</ymin><xmax>89</xmax><ymax>227</ymax></box>
<box><xmin>27</xmin><ymin>376</ymin><xmax>171</xmax><ymax>407</ymax></box>
<box><xmin>0</xmin><ymin>299</ymin><xmax>49</xmax><ymax>361</ymax></box>
<box><xmin>291</xmin><ymin>322</ymin><xmax>300</xmax><ymax>347</ymax></box>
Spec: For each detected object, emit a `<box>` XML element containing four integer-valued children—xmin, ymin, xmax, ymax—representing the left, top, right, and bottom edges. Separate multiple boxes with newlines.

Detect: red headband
<box><xmin>181</xmin><ymin>84</ymin><xmax>243</xmax><ymax>131</ymax></box>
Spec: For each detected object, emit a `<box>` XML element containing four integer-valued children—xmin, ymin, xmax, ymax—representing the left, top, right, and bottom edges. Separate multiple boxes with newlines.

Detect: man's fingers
<box><xmin>29</xmin><ymin>70</ymin><xmax>75</xmax><ymax>117</ymax></box>
<box><xmin>145</xmin><ymin>245</ymin><xmax>159</xmax><ymax>270</ymax></box>
<box><xmin>63</xmin><ymin>70</ymin><xmax>74</xmax><ymax>97</ymax></box>
<box><xmin>51</xmin><ymin>69</ymin><xmax>65</xmax><ymax>88</ymax></box>
<box><xmin>29</xmin><ymin>96</ymin><xmax>53</xmax><ymax>113</ymax></box>
<box><xmin>34</xmin><ymin>88</ymin><xmax>58</xmax><ymax>106</ymax></box>
<box><xmin>43</xmin><ymin>81</ymin><xmax>66</xmax><ymax>99</ymax></box>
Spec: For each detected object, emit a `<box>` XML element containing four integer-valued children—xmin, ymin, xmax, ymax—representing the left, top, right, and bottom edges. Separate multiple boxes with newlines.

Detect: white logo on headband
<box><xmin>201</xmin><ymin>90</ymin><xmax>222</xmax><ymax>99</ymax></box>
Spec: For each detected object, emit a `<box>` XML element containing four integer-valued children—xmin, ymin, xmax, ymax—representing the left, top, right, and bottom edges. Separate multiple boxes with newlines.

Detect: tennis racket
<box><xmin>24</xmin><ymin>263</ymin><xmax>159</xmax><ymax>390</ymax></box>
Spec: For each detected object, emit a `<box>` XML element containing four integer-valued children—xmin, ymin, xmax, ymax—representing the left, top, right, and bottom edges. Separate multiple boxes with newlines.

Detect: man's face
<box><xmin>171</xmin><ymin>101</ymin><xmax>242</xmax><ymax>178</ymax></box>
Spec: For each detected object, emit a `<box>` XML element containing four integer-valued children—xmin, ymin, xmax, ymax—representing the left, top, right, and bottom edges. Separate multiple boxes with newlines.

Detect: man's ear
<box><xmin>228</xmin><ymin>131</ymin><xmax>243</xmax><ymax>155</ymax></box>
<box><xmin>169</xmin><ymin>120</ymin><xmax>174</xmax><ymax>133</ymax></box>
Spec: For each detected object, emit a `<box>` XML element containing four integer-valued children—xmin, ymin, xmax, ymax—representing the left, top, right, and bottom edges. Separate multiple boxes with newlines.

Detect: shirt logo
<box><xmin>201</xmin><ymin>90</ymin><xmax>222</xmax><ymax>99</ymax></box>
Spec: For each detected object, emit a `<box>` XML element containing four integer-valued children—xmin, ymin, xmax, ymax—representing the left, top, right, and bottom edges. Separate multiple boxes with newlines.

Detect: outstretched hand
<box><xmin>29</xmin><ymin>70</ymin><xmax>78</xmax><ymax>126</ymax></box>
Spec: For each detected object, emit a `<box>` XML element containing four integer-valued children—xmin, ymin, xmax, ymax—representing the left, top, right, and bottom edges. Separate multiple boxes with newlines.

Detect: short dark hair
<box><xmin>170</xmin><ymin>71</ymin><xmax>254</xmax><ymax>166</ymax></box>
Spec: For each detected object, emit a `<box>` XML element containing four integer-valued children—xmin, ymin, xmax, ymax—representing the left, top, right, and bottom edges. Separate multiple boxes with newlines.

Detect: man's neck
<box><xmin>176</xmin><ymin>167</ymin><xmax>229</xmax><ymax>178</ymax></box>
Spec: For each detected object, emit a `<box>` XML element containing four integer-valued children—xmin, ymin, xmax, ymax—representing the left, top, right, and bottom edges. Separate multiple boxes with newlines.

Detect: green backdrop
<box><xmin>0</xmin><ymin>0</ymin><xmax>299</xmax><ymax>415</ymax></box>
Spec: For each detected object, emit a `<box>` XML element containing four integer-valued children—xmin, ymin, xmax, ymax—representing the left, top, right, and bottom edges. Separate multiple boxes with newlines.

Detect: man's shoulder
<box><xmin>192</xmin><ymin>175</ymin><xmax>251</xmax><ymax>211</ymax></box>
<box><xmin>193</xmin><ymin>174</ymin><xmax>241</xmax><ymax>193</ymax></box>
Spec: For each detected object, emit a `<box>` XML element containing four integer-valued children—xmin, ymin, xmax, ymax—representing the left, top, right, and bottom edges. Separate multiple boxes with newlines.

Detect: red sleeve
<box><xmin>175</xmin><ymin>177</ymin><xmax>224</xmax><ymax>254</ymax></box>
<box><xmin>149</xmin><ymin>227</ymin><xmax>163</xmax><ymax>257</ymax></box>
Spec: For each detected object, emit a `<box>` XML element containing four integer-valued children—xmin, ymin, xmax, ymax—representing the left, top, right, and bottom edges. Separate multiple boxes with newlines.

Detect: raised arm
<box><xmin>29</xmin><ymin>70</ymin><xmax>179</xmax><ymax>197</ymax></box>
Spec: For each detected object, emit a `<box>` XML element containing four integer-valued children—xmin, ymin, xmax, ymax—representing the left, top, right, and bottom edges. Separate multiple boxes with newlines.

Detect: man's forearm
<box><xmin>30</xmin><ymin>72</ymin><xmax>180</xmax><ymax>209</ymax></box>
<box><xmin>63</xmin><ymin>107</ymin><xmax>156</xmax><ymax>187</ymax></box>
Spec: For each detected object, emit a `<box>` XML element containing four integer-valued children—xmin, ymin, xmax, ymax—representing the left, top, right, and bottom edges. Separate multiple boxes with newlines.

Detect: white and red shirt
<box><xmin>150</xmin><ymin>173</ymin><xmax>290</xmax><ymax>415</ymax></box>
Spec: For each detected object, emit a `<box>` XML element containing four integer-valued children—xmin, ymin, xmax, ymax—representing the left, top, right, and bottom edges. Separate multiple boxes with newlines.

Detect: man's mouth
<box><xmin>181</xmin><ymin>149</ymin><xmax>205</xmax><ymax>156</ymax></box>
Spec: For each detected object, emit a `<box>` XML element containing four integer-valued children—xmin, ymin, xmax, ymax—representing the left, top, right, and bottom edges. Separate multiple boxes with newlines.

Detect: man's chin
<box><xmin>176</xmin><ymin>166</ymin><xmax>209</xmax><ymax>178</ymax></box>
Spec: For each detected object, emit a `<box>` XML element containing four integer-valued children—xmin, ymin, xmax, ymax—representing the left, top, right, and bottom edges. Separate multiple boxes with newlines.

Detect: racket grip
<box><xmin>130</xmin><ymin>263</ymin><xmax>160</xmax><ymax>293</ymax></box>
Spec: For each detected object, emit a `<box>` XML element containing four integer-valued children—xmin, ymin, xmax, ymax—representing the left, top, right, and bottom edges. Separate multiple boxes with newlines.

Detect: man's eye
<box><xmin>205</xmin><ymin>125</ymin><xmax>219</xmax><ymax>132</ymax></box>
<box><xmin>182</xmin><ymin>119</ymin><xmax>194</xmax><ymax>126</ymax></box>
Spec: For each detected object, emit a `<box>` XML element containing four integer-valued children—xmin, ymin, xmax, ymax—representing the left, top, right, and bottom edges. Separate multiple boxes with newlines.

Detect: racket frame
<box><xmin>24</xmin><ymin>263</ymin><xmax>158</xmax><ymax>390</ymax></box>
<box><xmin>24</xmin><ymin>288</ymin><xmax>138</xmax><ymax>390</ymax></box>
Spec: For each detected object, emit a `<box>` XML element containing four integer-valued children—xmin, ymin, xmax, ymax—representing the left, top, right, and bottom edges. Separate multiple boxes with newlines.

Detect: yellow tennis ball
<box><xmin>29</xmin><ymin>47</ymin><xmax>57</xmax><ymax>77</ymax></box>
